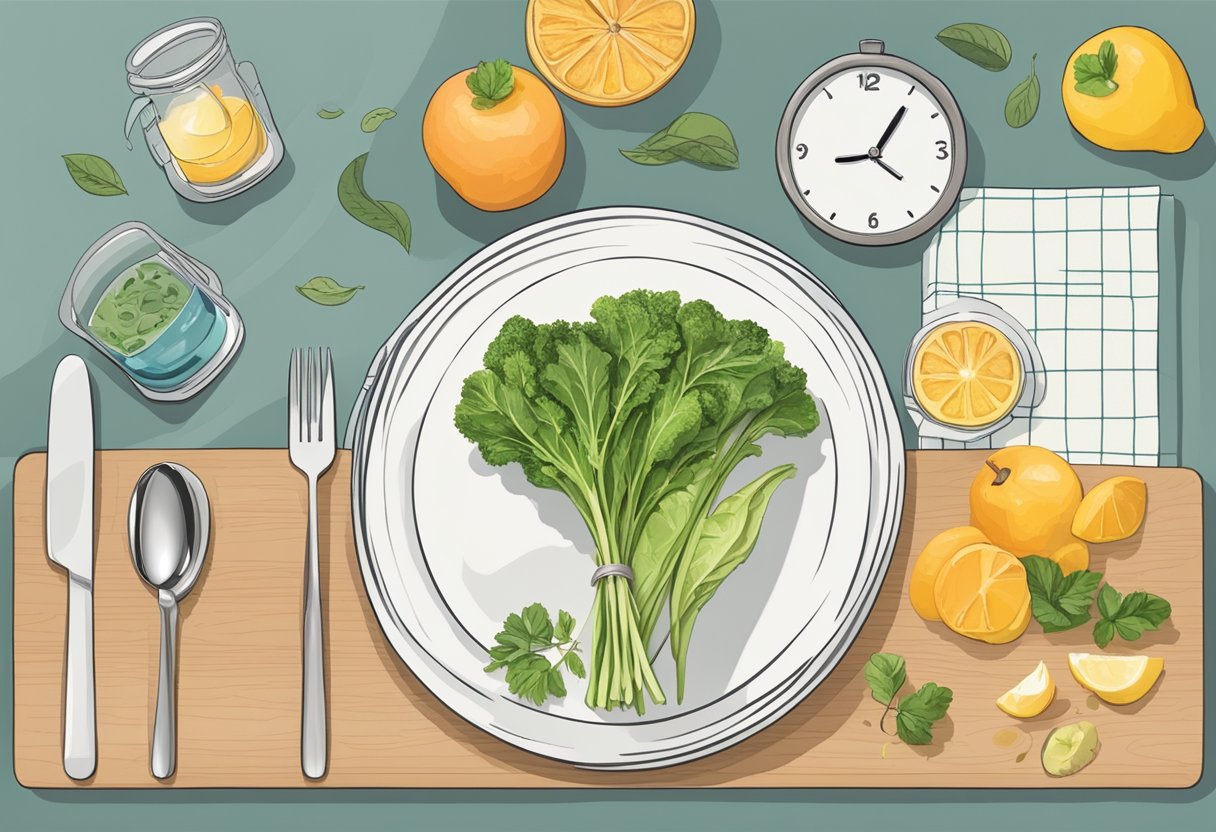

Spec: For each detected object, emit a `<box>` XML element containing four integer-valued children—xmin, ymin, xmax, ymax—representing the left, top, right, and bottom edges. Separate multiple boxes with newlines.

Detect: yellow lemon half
<box><xmin>909</xmin><ymin>525</ymin><xmax>989</xmax><ymax>621</ymax></box>
<box><xmin>526</xmin><ymin>0</ymin><xmax>695</xmax><ymax>107</ymax></box>
<box><xmin>1072</xmin><ymin>475</ymin><xmax>1148</xmax><ymax>543</ymax></box>
<box><xmin>1068</xmin><ymin>653</ymin><xmax>1164</xmax><ymax>705</ymax></box>
<box><xmin>934</xmin><ymin>543</ymin><xmax>1031</xmax><ymax>644</ymax></box>
<box><xmin>996</xmin><ymin>660</ymin><xmax>1056</xmax><ymax>718</ymax></box>
<box><xmin>1062</xmin><ymin>26</ymin><xmax>1204</xmax><ymax>153</ymax></box>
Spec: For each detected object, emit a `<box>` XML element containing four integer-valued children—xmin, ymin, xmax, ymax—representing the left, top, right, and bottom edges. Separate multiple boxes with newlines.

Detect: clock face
<box><xmin>787</xmin><ymin>65</ymin><xmax>958</xmax><ymax>238</ymax></box>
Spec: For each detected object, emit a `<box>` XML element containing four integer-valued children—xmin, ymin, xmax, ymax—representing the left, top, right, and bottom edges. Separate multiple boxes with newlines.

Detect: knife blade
<box><xmin>45</xmin><ymin>354</ymin><xmax>96</xmax><ymax>780</ymax></box>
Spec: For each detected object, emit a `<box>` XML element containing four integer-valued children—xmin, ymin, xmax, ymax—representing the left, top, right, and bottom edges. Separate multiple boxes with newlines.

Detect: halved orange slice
<box><xmin>933</xmin><ymin>542</ymin><xmax>1031</xmax><ymax>644</ymax></box>
<box><xmin>525</xmin><ymin>0</ymin><xmax>696</xmax><ymax>106</ymax></box>
<box><xmin>913</xmin><ymin>321</ymin><xmax>1023</xmax><ymax>428</ymax></box>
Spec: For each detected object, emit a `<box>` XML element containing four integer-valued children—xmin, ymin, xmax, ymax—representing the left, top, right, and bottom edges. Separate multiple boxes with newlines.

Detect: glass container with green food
<box><xmin>62</xmin><ymin>222</ymin><xmax>244</xmax><ymax>400</ymax></box>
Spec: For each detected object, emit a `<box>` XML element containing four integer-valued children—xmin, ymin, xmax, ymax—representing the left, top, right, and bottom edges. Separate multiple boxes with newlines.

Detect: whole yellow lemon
<box><xmin>969</xmin><ymin>446</ymin><xmax>1082</xmax><ymax>558</ymax></box>
<box><xmin>1062</xmin><ymin>27</ymin><xmax>1204</xmax><ymax>153</ymax></box>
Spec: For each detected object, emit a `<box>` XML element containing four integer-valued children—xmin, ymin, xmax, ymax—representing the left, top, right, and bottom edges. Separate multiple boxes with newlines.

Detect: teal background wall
<box><xmin>1</xmin><ymin>0</ymin><xmax>1211</xmax><ymax>829</ymax></box>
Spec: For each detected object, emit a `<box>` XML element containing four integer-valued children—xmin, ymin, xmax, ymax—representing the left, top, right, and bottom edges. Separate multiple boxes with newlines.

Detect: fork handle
<box><xmin>302</xmin><ymin>474</ymin><xmax>327</xmax><ymax>779</ymax></box>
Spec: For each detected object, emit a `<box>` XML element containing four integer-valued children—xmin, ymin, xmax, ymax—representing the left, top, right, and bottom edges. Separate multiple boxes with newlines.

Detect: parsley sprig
<box><xmin>484</xmin><ymin>603</ymin><xmax>585</xmax><ymax>706</ymax></box>
<box><xmin>864</xmin><ymin>653</ymin><xmax>953</xmax><ymax>746</ymax></box>
<box><xmin>1022</xmin><ymin>556</ymin><xmax>1171</xmax><ymax>647</ymax></box>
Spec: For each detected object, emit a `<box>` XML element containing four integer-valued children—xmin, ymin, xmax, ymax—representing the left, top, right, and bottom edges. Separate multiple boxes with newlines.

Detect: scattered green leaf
<box><xmin>296</xmin><ymin>276</ymin><xmax>365</xmax><ymax>306</ymax></box>
<box><xmin>337</xmin><ymin>152</ymin><xmax>412</xmax><ymax>253</ymax></box>
<box><xmin>484</xmin><ymin>603</ymin><xmax>582</xmax><ymax>706</ymax></box>
<box><xmin>896</xmin><ymin>682</ymin><xmax>954</xmax><ymax>746</ymax></box>
<box><xmin>63</xmin><ymin>153</ymin><xmax>128</xmax><ymax>196</ymax></box>
<box><xmin>466</xmin><ymin>59</ymin><xmax>516</xmax><ymax>109</ymax></box>
<box><xmin>1005</xmin><ymin>54</ymin><xmax>1040</xmax><ymax>128</ymax></box>
<box><xmin>360</xmin><ymin>107</ymin><xmax>397</xmax><ymax>133</ymax></box>
<box><xmin>317</xmin><ymin>108</ymin><xmax>345</xmax><ymax>119</ymax></box>
<box><xmin>1074</xmin><ymin>39</ymin><xmax>1119</xmax><ymax>97</ymax></box>
<box><xmin>936</xmin><ymin>23</ymin><xmax>1013</xmax><ymax>71</ymax></box>
<box><xmin>1023</xmin><ymin>555</ymin><xmax>1103</xmax><ymax>633</ymax></box>
<box><xmin>864</xmin><ymin>652</ymin><xmax>907</xmax><ymax>705</ymax></box>
<box><xmin>620</xmin><ymin>112</ymin><xmax>740</xmax><ymax>170</ymax></box>
<box><xmin>863</xmin><ymin>652</ymin><xmax>952</xmax><ymax>746</ymax></box>
<box><xmin>1093</xmin><ymin>583</ymin><xmax>1171</xmax><ymax>648</ymax></box>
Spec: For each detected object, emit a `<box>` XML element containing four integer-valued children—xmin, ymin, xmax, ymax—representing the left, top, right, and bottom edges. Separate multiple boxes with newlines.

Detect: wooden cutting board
<box><xmin>12</xmin><ymin>449</ymin><xmax>1203</xmax><ymax>788</ymax></box>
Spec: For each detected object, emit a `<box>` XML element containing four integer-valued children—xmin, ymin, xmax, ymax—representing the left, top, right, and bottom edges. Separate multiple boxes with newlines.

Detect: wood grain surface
<box><xmin>12</xmin><ymin>449</ymin><xmax>1203</xmax><ymax>788</ymax></box>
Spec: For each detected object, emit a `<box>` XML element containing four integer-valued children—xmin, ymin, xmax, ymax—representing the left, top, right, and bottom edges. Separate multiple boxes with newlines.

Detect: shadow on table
<box><xmin>1070</xmin><ymin>127</ymin><xmax>1216</xmax><ymax>180</ymax></box>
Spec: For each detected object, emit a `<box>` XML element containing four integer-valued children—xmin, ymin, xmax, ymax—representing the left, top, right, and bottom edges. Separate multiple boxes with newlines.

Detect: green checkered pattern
<box><xmin>921</xmin><ymin>186</ymin><xmax>1164</xmax><ymax>466</ymax></box>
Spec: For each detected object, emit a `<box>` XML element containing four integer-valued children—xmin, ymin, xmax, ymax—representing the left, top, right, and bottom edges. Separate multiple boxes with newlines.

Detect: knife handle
<box><xmin>64</xmin><ymin>575</ymin><xmax>96</xmax><ymax>780</ymax></box>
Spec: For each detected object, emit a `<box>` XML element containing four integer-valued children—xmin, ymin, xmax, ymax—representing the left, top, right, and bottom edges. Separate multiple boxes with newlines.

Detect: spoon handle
<box><xmin>152</xmin><ymin>594</ymin><xmax>178</xmax><ymax>779</ymax></box>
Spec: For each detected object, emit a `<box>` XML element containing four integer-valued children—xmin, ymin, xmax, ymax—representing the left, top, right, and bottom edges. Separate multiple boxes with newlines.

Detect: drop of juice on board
<box><xmin>993</xmin><ymin>727</ymin><xmax>1021</xmax><ymax>748</ymax></box>
<box><xmin>1015</xmin><ymin>751</ymin><xmax>1028</xmax><ymax>763</ymax></box>
<box><xmin>862</xmin><ymin>719</ymin><xmax>872</xmax><ymax>727</ymax></box>
<box><xmin>1086</xmin><ymin>695</ymin><xmax>1100</xmax><ymax>711</ymax></box>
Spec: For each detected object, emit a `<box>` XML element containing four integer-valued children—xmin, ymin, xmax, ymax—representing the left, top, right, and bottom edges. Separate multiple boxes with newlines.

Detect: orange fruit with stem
<box><xmin>423</xmin><ymin>60</ymin><xmax>566</xmax><ymax>211</ymax></box>
<box><xmin>969</xmin><ymin>446</ymin><xmax>1083</xmax><ymax>558</ymax></box>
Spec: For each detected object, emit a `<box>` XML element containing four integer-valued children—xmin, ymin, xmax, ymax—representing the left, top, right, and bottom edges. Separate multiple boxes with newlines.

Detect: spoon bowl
<box><xmin>128</xmin><ymin>462</ymin><xmax>210</xmax><ymax>779</ymax></box>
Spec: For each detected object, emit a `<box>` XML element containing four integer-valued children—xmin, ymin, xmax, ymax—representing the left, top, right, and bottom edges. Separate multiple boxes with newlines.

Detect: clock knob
<box><xmin>859</xmin><ymin>39</ymin><xmax>885</xmax><ymax>54</ymax></box>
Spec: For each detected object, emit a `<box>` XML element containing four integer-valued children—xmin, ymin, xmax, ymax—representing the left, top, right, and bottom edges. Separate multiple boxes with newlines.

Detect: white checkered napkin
<box><xmin>920</xmin><ymin>186</ymin><xmax>1161</xmax><ymax>465</ymax></box>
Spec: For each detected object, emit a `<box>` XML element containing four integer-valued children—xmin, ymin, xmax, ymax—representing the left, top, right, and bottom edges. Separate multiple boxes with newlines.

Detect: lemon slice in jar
<box><xmin>913</xmin><ymin>321</ymin><xmax>1023</xmax><ymax>428</ymax></box>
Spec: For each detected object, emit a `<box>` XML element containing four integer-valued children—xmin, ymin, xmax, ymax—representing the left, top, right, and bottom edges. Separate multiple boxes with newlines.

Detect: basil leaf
<box><xmin>621</xmin><ymin>112</ymin><xmax>740</xmax><ymax>170</ymax></box>
<box><xmin>864</xmin><ymin>652</ymin><xmax>907</xmax><ymax>705</ymax></box>
<box><xmin>296</xmin><ymin>276</ymin><xmax>364</xmax><ymax>306</ymax></box>
<box><xmin>337</xmin><ymin>152</ymin><xmax>412</xmax><ymax>253</ymax></box>
<box><xmin>1005</xmin><ymin>55</ymin><xmax>1040</xmax><ymax>128</ymax></box>
<box><xmin>317</xmin><ymin>108</ymin><xmax>345</xmax><ymax>119</ymax></box>
<box><xmin>895</xmin><ymin>710</ymin><xmax>934</xmax><ymax>745</ymax></box>
<box><xmin>63</xmin><ymin>153</ymin><xmax>128</xmax><ymax>196</ymax></box>
<box><xmin>935</xmin><ymin>23</ymin><xmax>1012</xmax><ymax>71</ymax></box>
<box><xmin>360</xmin><ymin>107</ymin><xmax>397</xmax><ymax>133</ymax></box>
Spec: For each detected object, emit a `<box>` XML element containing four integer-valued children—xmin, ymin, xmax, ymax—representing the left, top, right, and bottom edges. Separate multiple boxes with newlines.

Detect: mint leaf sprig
<box><xmin>1094</xmin><ymin>585</ymin><xmax>1172</xmax><ymax>649</ymax></box>
<box><xmin>1023</xmin><ymin>555</ymin><xmax>1103</xmax><ymax>632</ymax></box>
<box><xmin>1074</xmin><ymin>39</ymin><xmax>1119</xmax><ymax>98</ymax></box>
<box><xmin>1022</xmin><ymin>556</ymin><xmax>1171</xmax><ymax>647</ymax></box>
<box><xmin>864</xmin><ymin>653</ymin><xmax>953</xmax><ymax>746</ymax></box>
<box><xmin>484</xmin><ymin>603</ymin><xmax>584</xmax><ymax>706</ymax></box>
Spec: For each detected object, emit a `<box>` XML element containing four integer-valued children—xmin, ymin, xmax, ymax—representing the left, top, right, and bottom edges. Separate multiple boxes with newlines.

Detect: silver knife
<box><xmin>45</xmin><ymin>355</ymin><xmax>96</xmax><ymax>781</ymax></box>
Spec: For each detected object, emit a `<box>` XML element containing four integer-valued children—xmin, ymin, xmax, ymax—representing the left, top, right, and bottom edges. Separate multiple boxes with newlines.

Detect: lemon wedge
<box><xmin>1068</xmin><ymin>653</ymin><xmax>1164</xmax><ymax>705</ymax></box>
<box><xmin>996</xmin><ymin>660</ymin><xmax>1056</xmax><ymax>718</ymax></box>
<box><xmin>1072</xmin><ymin>475</ymin><xmax>1147</xmax><ymax>543</ymax></box>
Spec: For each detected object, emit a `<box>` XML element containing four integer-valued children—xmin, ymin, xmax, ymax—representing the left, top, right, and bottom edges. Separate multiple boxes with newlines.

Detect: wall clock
<box><xmin>776</xmin><ymin>39</ymin><xmax>968</xmax><ymax>246</ymax></box>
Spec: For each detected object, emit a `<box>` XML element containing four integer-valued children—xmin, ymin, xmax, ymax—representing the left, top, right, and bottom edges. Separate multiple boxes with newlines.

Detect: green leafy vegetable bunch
<box><xmin>456</xmin><ymin>290</ymin><xmax>819</xmax><ymax>711</ymax></box>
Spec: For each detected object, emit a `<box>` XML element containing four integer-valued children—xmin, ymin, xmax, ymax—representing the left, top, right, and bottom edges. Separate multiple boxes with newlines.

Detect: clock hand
<box><xmin>834</xmin><ymin>153</ymin><xmax>871</xmax><ymax>163</ymax></box>
<box><xmin>872</xmin><ymin>157</ymin><xmax>904</xmax><ymax>180</ymax></box>
<box><xmin>875</xmin><ymin>105</ymin><xmax>908</xmax><ymax>152</ymax></box>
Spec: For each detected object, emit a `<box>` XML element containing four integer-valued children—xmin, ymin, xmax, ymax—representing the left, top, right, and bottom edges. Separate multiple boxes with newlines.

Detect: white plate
<box><xmin>351</xmin><ymin>208</ymin><xmax>903</xmax><ymax>768</ymax></box>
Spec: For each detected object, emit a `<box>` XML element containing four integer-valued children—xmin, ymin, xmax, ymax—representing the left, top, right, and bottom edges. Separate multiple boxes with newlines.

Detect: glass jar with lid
<box><xmin>61</xmin><ymin>222</ymin><xmax>245</xmax><ymax>401</ymax></box>
<box><xmin>124</xmin><ymin>17</ymin><xmax>285</xmax><ymax>202</ymax></box>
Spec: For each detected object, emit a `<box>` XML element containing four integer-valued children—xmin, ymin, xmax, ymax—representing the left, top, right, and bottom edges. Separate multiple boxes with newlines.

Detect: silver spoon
<box><xmin>128</xmin><ymin>462</ymin><xmax>210</xmax><ymax>779</ymax></box>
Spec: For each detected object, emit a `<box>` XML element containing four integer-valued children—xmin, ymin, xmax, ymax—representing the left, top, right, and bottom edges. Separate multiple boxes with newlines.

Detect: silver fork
<box><xmin>288</xmin><ymin>347</ymin><xmax>335</xmax><ymax>779</ymax></box>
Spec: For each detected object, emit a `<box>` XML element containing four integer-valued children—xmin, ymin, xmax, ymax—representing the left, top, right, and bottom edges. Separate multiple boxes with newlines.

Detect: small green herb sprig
<box><xmin>864</xmin><ymin>653</ymin><xmax>953</xmax><ymax>746</ymax></box>
<box><xmin>1074</xmin><ymin>40</ymin><xmax>1119</xmax><ymax>98</ymax></box>
<box><xmin>466</xmin><ymin>59</ymin><xmax>516</xmax><ymax>110</ymax></box>
<box><xmin>1022</xmin><ymin>556</ymin><xmax>1171</xmax><ymax>647</ymax></box>
<box><xmin>485</xmin><ymin>603</ymin><xmax>585</xmax><ymax>706</ymax></box>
